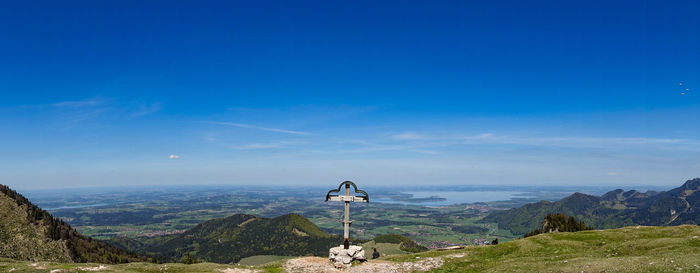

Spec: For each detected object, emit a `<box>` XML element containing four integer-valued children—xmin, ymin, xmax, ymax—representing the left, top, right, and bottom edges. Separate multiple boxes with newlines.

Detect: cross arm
<box><xmin>325</xmin><ymin>181</ymin><xmax>370</xmax><ymax>202</ymax></box>
<box><xmin>327</xmin><ymin>195</ymin><xmax>368</xmax><ymax>202</ymax></box>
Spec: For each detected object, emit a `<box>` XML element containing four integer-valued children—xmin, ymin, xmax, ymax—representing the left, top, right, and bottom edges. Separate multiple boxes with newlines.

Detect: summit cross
<box><xmin>325</xmin><ymin>181</ymin><xmax>369</xmax><ymax>249</ymax></box>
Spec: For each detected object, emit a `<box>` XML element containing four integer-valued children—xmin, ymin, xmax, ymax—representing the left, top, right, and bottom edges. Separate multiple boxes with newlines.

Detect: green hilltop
<box><xmin>109</xmin><ymin>213</ymin><xmax>342</xmax><ymax>263</ymax></box>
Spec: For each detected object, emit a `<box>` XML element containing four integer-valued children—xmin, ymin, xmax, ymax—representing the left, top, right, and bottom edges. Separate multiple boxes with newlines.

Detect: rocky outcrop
<box><xmin>329</xmin><ymin>245</ymin><xmax>365</xmax><ymax>268</ymax></box>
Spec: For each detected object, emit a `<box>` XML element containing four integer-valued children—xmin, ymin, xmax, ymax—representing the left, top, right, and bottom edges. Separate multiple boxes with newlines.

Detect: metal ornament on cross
<box><xmin>325</xmin><ymin>181</ymin><xmax>369</xmax><ymax>249</ymax></box>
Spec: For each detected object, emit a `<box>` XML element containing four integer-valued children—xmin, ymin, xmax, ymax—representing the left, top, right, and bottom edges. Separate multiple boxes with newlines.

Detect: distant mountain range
<box><xmin>108</xmin><ymin>213</ymin><xmax>343</xmax><ymax>263</ymax></box>
<box><xmin>483</xmin><ymin>178</ymin><xmax>700</xmax><ymax>235</ymax></box>
<box><xmin>0</xmin><ymin>184</ymin><xmax>151</xmax><ymax>263</ymax></box>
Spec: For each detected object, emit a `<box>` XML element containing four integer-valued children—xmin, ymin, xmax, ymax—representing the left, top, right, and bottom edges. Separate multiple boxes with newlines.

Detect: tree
<box><xmin>183</xmin><ymin>252</ymin><xmax>193</xmax><ymax>264</ymax></box>
<box><xmin>182</xmin><ymin>252</ymin><xmax>199</xmax><ymax>264</ymax></box>
<box><xmin>524</xmin><ymin>213</ymin><xmax>593</xmax><ymax>238</ymax></box>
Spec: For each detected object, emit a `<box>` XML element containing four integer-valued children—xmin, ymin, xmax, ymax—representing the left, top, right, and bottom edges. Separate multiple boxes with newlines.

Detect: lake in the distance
<box><xmin>374</xmin><ymin>191</ymin><xmax>531</xmax><ymax>206</ymax></box>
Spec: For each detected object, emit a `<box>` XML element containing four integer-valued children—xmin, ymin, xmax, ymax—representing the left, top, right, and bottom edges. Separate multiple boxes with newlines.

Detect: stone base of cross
<box><xmin>329</xmin><ymin>245</ymin><xmax>365</xmax><ymax>268</ymax></box>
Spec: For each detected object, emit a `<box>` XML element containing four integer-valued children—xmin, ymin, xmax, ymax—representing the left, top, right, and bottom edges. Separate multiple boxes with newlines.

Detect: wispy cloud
<box><xmin>378</xmin><ymin>131</ymin><xmax>700</xmax><ymax>159</ymax></box>
<box><xmin>389</xmin><ymin>132</ymin><xmax>696</xmax><ymax>149</ymax></box>
<box><xmin>13</xmin><ymin>98</ymin><xmax>164</xmax><ymax>126</ymax></box>
<box><xmin>391</xmin><ymin>132</ymin><xmax>426</xmax><ymax>140</ymax></box>
<box><xmin>226</xmin><ymin>141</ymin><xmax>307</xmax><ymax>150</ymax></box>
<box><xmin>49</xmin><ymin>98</ymin><xmax>112</xmax><ymax>129</ymax></box>
<box><xmin>206</xmin><ymin>121</ymin><xmax>310</xmax><ymax>135</ymax></box>
<box><xmin>462</xmin><ymin>134</ymin><xmax>694</xmax><ymax>148</ymax></box>
<box><xmin>168</xmin><ymin>154</ymin><xmax>180</xmax><ymax>159</ymax></box>
<box><xmin>130</xmin><ymin>102</ymin><xmax>162</xmax><ymax>118</ymax></box>
<box><xmin>52</xmin><ymin>99</ymin><xmax>101</xmax><ymax>108</ymax></box>
<box><xmin>331</xmin><ymin>139</ymin><xmax>440</xmax><ymax>155</ymax></box>
<box><xmin>234</xmin><ymin>143</ymin><xmax>282</xmax><ymax>150</ymax></box>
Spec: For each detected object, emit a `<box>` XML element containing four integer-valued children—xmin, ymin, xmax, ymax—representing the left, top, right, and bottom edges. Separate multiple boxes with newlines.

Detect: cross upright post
<box><xmin>326</xmin><ymin>181</ymin><xmax>369</xmax><ymax>249</ymax></box>
<box><xmin>343</xmin><ymin>183</ymin><xmax>350</xmax><ymax>248</ymax></box>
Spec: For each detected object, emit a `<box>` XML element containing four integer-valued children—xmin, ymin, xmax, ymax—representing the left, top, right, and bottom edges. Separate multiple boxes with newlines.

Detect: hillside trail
<box><xmin>283</xmin><ymin>255</ymin><xmax>451</xmax><ymax>273</ymax></box>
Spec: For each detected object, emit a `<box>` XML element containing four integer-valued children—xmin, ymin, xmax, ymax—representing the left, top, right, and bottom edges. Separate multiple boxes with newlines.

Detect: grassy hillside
<box><xmin>0</xmin><ymin>192</ymin><xmax>71</xmax><ymax>262</ymax></box>
<box><xmin>371</xmin><ymin>234</ymin><xmax>428</xmax><ymax>253</ymax></box>
<box><xmin>238</xmin><ymin>255</ymin><xmax>294</xmax><ymax>266</ymax></box>
<box><xmin>361</xmin><ymin>234</ymin><xmax>428</xmax><ymax>258</ymax></box>
<box><xmin>4</xmin><ymin>225</ymin><xmax>699</xmax><ymax>272</ymax></box>
<box><xmin>390</xmin><ymin>225</ymin><xmax>700</xmax><ymax>272</ymax></box>
<box><xmin>0</xmin><ymin>185</ymin><xmax>151</xmax><ymax>264</ymax></box>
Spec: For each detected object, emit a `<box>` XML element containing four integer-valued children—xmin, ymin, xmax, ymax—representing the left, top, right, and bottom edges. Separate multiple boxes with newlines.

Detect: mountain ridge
<box><xmin>483</xmin><ymin>178</ymin><xmax>700</xmax><ymax>235</ymax></box>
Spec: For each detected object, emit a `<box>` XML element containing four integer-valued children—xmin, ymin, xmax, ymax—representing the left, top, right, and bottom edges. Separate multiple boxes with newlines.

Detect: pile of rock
<box><xmin>328</xmin><ymin>245</ymin><xmax>365</xmax><ymax>268</ymax></box>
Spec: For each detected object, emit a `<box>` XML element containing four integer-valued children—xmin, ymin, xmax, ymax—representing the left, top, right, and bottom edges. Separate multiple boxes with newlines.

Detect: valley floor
<box><xmin>3</xmin><ymin>225</ymin><xmax>700</xmax><ymax>273</ymax></box>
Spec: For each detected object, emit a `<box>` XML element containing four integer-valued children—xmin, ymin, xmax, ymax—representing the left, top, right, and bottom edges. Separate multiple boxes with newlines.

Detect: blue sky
<box><xmin>1</xmin><ymin>0</ymin><xmax>699</xmax><ymax>189</ymax></box>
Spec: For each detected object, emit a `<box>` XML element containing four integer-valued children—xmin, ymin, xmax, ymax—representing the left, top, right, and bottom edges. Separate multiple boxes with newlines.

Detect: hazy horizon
<box><xmin>2</xmin><ymin>1</ymin><xmax>699</xmax><ymax>189</ymax></box>
<box><xmin>12</xmin><ymin>181</ymin><xmax>684</xmax><ymax>193</ymax></box>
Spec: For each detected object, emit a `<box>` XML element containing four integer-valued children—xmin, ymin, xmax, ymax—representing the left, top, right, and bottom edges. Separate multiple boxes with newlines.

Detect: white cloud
<box><xmin>607</xmin><ymin>172</ymin><xmax>617</xmax><ymax>176</ymax></box>
<box><xmin>168</xmin><ymin>154</ymin><xmax>180</xmax><ymax>159</ymax></box>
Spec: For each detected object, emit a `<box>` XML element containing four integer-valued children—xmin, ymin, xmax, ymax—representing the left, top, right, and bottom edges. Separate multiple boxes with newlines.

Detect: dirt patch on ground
<box><xmin>29</xmin><ymin>263</ymin><xmax>47</xmax><ymax>270</ymax></box>
<box><xmin>283</xmin><ymin>256</ymin><xmax>444</xmax><ymax>273</ymax></box>
<box><xmin>445</xmin><ymin>253</ymin><xmax>465</xmax><ymax>258</ymax></box>
<box><xmin>293</xmin><ymin>228</ymin><xmax>309</xmax><ymax>237</ymax></box>
<box><xmin>238</xmin><ymin>218</ymin><xmax>257</xmax><ymax>227</ymax></box>
<box><xmin>76</xmin><ymin>265</ymin><xmax>109</xmax><ymax>271</ymax></box>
